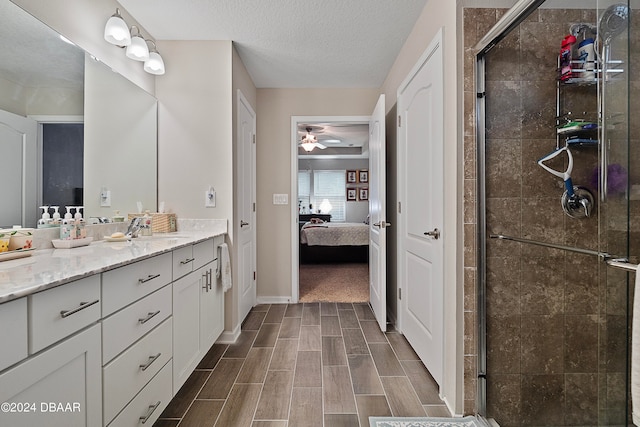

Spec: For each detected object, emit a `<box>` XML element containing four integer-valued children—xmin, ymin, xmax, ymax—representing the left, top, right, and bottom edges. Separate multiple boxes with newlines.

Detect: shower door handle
<box><xmin>240</xmin><ymin>220</ymin><xmax>249</xmax><ymax>227</ymax></box>
<box><xmin>424</xmin><ymin>228</ymin><xmax>440</xmax><ymax>239</ymax></box>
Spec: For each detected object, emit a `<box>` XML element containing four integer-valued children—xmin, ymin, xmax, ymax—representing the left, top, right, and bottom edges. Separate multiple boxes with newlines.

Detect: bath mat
<box><xmin>369</xmin><ymin>416</ymin><xmax>485</xmax><ymax>427</ymax></box>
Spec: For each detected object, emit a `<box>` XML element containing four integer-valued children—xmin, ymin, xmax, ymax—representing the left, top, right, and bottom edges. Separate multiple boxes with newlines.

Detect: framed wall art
<box><xmin>359</xmin><ymin>187</ymin><xmax>369</xmax><ymax>201</ymax></box>
<box><xmin>358</xmin><ymin>170</ymin><xmax>369</xmax><ymax>183</ymax></box>
<box><xmin>347</xmin><ymin>188</ymin><xmax>357</xmax><ymax>201</ymax></box>
<box><xmin>346</xmin><ymin>170</ymin><xmax>357</xmax><ymax>183</ymax></box>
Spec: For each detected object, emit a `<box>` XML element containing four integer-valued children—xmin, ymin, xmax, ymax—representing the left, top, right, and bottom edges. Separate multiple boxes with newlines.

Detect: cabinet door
<box><xmin>0</xmin><ymin>324</ymin><xmax>101</xmax><ymax>427</ymax></box>
<box><xmin>200</xmin><ymin>264</ymin><xmax>224</xmax><ymax>352</ymax></box>
<box><xmin>172</xmin><ymin>268</ymin><xmax>203</xmax><ymax>394</ymax></box>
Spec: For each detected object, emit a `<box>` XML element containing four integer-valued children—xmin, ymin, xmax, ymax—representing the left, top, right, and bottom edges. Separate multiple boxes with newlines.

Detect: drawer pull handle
<box><xmin>139</xmin><ymin>353</ymin><xmax>162</xmax><ymax>371</ymax></box>
<box><xmin>139</xmin><ymin>400</ymin><xmax>161</xmax><ymax>424</ymax></box>
<box><xmin>138</xmin><ymin>274</ymin><xmax>161</xmax><ymax>284</ymax></box>
<box><xmin>180</xmin><ymin>258</ymin><xmax>195</xmax><ymax>265</ymax></box>
<box><xmin>138</xmin><ymin>310</ymin><xmax>161</xmax><ymax>324</ymax></box>
<box><xmin>60</xmin><ymin>299</ymin><xmax>99</xmax><ymax>318</ymax></box>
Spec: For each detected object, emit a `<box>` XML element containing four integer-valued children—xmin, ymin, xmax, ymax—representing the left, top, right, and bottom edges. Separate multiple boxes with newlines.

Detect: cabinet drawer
<box><xmin>172</xmin><ymin>245</ymin><xmax>194</xmax><ymax>280</ymax></box>
<box><xmin>29</xmin><ymin>275</ymin><xmax>101</xmax><ymax>354</ymax></box>
<box><xmin>107</xmin><ymin>360</ymin><xmax>172</xmax><ymax>427</ymax></box>
<box><xmin>103</xmin><ymin>318</ymin><xmax>172</xmax><ymax>425</ymax></box>
<box><xmin>102</xmin><ymin>252</ymin><xmax>172</xmax><ymax>316</ymax></box>
<box><xmin>102</xmin><ymin>285</ymin><xmax>171</xmax><ymax>363</ymax></box>
<box><xmin>0</xmin><ymin>298</ymin><xmax>27</xmax><ymax>371</ymax></box>
<box><xmin>193</xmin><ymin>238</ymin><xmax>215</xmax><ymax>270</ymax></box>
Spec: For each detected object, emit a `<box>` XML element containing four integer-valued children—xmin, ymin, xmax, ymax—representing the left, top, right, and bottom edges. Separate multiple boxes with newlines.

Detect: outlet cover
<box><xmin>100</xmin><ymin>190</ymin><xmax>111</xmax><ymax>207</ymax></box>
<box><xmin>205</xmin><ymin>190</ymin><xmax>216</xmax><ymax>208</ymax></box>
<box><xmin>273</xmin><ymin>194</ymin><xmax>288</xmax><ymax>205</ymax></box>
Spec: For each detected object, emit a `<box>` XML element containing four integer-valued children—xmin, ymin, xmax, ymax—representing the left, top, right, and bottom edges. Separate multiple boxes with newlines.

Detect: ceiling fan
<box><xmin>299</xmin><ymin>127</ymin><xmax>326</xmax><ymax>152</ymax></box>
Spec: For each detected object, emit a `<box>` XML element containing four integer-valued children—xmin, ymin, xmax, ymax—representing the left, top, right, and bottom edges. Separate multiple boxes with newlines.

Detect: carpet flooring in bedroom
<box><xmin>299</xmin><ymin>263</ymin><xmax>369</xmax><ymax>303</ymax></box>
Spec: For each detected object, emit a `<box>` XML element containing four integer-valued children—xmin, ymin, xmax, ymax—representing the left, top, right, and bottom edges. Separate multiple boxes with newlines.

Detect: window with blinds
<box><xmin>313</xmin><ymin>170</ymin><xmax>346</xmax><ymax>222</ymax></box>
<box><xmin>297</xmin><ymin>170</ymin><xmax>311</xmax><ymax>212</ymax></box>
<box><xmin>298</xmin><ymin>169</ymin><xmax>347</xmax><ymax>221</ymax></box>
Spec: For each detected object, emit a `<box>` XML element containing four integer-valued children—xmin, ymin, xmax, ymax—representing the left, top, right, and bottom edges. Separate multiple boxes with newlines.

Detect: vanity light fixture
<box><xmin>104</xmin><ymin>8</ymin><xmax>131</xmax><ymax>46</ymax></box>
<box><xmin>103</xmin><ymin>9</ymin><xmax>166</xmax><ymax>75</ymax></box>
<box><xmin>125</xmin><ymin>26</ymin><xmax>149</xmax><ymax>61</ymax></box>
<box><xmin>143</xmin><ymin>41</ymin><xmax>165</xmax><ymax>75</ymax></box>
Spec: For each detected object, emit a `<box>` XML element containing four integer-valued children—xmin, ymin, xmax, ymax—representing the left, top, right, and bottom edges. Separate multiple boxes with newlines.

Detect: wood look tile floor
<box><xmin>154</xmin><ymin>303</ymin><xmax>449</xmax><ymax>427</ymax></box>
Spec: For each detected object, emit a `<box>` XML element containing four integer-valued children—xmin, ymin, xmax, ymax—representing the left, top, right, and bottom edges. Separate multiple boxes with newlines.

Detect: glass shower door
<box><xmin>474</xmin><ymin>0</ymin><xmax>632</xmax><ymax>425</ymax></box>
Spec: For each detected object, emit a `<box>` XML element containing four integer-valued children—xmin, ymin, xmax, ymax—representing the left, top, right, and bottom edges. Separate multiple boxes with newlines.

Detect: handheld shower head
<box><xmin>599</xmin><ymin>4</ymin><xmax>629</xmax><ymax>45</ymax></box>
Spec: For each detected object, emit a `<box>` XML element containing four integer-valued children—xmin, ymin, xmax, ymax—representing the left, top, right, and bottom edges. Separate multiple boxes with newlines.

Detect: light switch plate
<box><xmin>273</xmin><ymin>194</ymin><xmax>288</xmax><ymax>205</ymax></box>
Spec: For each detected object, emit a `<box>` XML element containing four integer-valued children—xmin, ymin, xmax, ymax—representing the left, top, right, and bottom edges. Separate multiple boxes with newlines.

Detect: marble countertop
<box><xmin>0</xmin><ymin>220</ymin><xmax>227</xmax><ymax>304</ymax></box>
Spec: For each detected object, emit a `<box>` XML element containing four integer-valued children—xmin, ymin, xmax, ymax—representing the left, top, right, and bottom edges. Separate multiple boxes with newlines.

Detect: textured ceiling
<box><xmin>0</xmin><ymin>0</ymin><xmax>84</xmax><ymax>91</ymax></box>
<box><xmin>117</xmin><ymin>0</ymin><xmax>428</xmax><ymax>88</ymax></box>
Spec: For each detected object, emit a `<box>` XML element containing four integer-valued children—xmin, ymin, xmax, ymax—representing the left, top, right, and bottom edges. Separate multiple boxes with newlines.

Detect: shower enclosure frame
<box><xmin>473</xmin><ymin>0</ymin><xmax>633</xmax><ymax>421</ymax></box>
<box><xmin>473</xmin><ymin>0</ymin><xmax>547</xmax><ymax>416</ymax></box>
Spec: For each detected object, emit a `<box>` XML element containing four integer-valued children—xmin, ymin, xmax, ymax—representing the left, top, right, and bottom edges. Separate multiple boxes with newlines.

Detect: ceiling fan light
<box><xmin>104</xmin><ymin>9</ymin><xmax>131</xmax><ymax>46</ymax></box>
<box><xmin>126</xmin><ymin>34</ymin><xmax>149</xmax><ymax>61</ymax></box>
<box><xmin>301</xmin><ymin>142</ymin><xmax>316</xmax><ymax>152</ymax></box>
<box><xmin>144</xmin><ymin>51</ymin><xmax>165</xmax><ymax>75</ymax></box>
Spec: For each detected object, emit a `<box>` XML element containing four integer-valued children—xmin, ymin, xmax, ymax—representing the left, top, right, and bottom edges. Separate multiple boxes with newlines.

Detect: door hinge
<box><xmin>252</xmin><ymin>134</ymin><xmax>256</xmax><ymax>144</ymax></box>
<box><xmin>397</xmin><ymin>115</ymin><xmax>401</xmax><ymax>127</ymax></box>
<box><xmin>253</xmin><ymin>271</ymin><xmax>256</xmax><ymax>280</ymax></box>
<box><xmin>253</xmin><ymin>202</ymin><xmax>256</xmax><ymax>212</ymax></box>
<box><xmin>398</xmin><ymin>201</ymin><xmax>401</xmax><ymax>214</ymax></box>
<box><xmin>398</xmin><ymin>288</ymin><xmax>402</xmax><ymax>300</ymax></box>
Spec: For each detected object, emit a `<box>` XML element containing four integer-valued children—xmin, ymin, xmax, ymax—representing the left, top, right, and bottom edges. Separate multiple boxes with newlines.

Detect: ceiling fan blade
<box><xmin>315</xmin><ymin>143</ymin><xmax>327</xmax><ymax>149</ymax></box>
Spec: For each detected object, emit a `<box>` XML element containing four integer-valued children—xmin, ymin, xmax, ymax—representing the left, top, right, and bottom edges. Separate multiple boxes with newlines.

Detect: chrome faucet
<box><xmin>126</xmin><ymin>217</ymin><xmax>143</xmax><ymax>238</ymax></box>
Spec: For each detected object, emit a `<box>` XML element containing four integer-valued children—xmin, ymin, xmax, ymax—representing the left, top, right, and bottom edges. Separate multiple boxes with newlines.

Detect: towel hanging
<box><xmin>217</xmin><ymin>243</ymin><xmax>232</xmax><ymax>293</ymax></box>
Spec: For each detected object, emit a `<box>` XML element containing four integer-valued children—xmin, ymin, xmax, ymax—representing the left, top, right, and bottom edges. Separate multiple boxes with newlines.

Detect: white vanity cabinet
<box><xmin>0</xmin><ymin>231</ymin><xmax>227</xmax><ymax>427</ymax></box>
<box><xmin>101</xmin><ymin>253</ymin><xmax>174</xmax><ymax>426</ymax></box>
<box><xmin>172</xmin><ymin>235</ymin><xmax>224</xmax><ymax>393</ymax></box>
<box><xmin>0</xmin><ymin>297</ymin><xmax>27</xmax><ymax>371</ymax></box>
<box><xmin>0</xmin><ymin>324</ymin><xmax>101</xmax><ymax>427</ymax></box>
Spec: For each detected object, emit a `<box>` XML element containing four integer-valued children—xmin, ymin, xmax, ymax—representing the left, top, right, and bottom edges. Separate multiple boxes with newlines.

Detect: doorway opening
<box><xmin>291</xmin><ymin>116</ymin><xmax>371</xmax><ymax>303</ymax></box>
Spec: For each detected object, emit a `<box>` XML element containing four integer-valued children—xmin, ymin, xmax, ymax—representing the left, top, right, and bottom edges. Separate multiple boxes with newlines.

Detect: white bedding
<box><xmin>300</xmin><ymin>222</ymin><xmax>369</xmax><ymax>246</ymax></box>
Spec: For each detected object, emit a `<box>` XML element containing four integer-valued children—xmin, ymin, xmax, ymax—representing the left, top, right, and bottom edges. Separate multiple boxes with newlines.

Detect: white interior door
<box><xmin>368</xmin><ymin>95</ymin><xmax>387</xmax><ymax>332</ymax></box>
<box><xmin>237</xmin><ymin>90</ymin><xmax>257</xmax><ymax>322</ymax></box>
<box><xmin>397</xmin><ymin>29</ymin><xmax>444</xmax><ymax>386</ymax></box>
<box><xmin>0</xmin><ymin>110</ymin><xmax>37</xmax><ymax>228</ymax></box>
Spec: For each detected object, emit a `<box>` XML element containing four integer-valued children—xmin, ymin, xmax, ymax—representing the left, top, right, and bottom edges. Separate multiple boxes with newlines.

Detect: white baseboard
<box><xmin>256</xmin><ymin>296</ymin><xmax>292</xmax><ymax>304</ymax></box>
<box><xmin>216</xmin><ymin>324</ymin><xmax>241</xmax><ymax>344</ymax></box>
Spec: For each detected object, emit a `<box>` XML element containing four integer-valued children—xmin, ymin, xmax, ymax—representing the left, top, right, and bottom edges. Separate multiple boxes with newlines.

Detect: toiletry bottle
<box><xmin>142</xmin><ymin>210</ymin><xmax>153</xmax><ymax>236</ymax></box>
<box><xmin>60</xmin><ymin>207</ymin><xmax>74</xmax><ymax>240</ymax></box>
<box><xmin>560</xmin><ymin>34</ymin><xmax>577</xmax><ymax>81</ymax></box>
<box><xmin>75</xmin><ymin>207</ymin><xmax>86</xmax><ymax>239</ymax></box>
<box><xmin>52</xmin><ymin>206</ymin><xmax>60</xmax><ymax>224</ymax></box>
<box><xmin>577</xmin><ymin>38</ymin><xmax>595</xmax><ymax>80</ymax></box>
<box><xmin>38</xmin><ymin>206</ymin><xmax>50</xmax><ymax>228</ymax></box>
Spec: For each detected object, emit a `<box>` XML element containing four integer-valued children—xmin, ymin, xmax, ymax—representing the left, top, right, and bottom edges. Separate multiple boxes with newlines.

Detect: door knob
<box><xmin>424</xmin><ymin>228</ymin><xmax>440</xmax><ymax>239</ymax></box>
<box><xmin>373</xmin><ymin>221</ymin><xmax>391</xmax><ymax>228</ymax></box>
<box><xmin>240</xmin><ymin>220</ymin><xmax>249</xmax><ymax>227</ymax></box>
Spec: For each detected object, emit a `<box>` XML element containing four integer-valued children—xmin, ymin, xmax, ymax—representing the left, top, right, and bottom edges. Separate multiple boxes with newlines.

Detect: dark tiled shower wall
<box><xmin>463</xmin><ymin>7</ymin><xmax>633</xmax><ymax>426</ymax></box>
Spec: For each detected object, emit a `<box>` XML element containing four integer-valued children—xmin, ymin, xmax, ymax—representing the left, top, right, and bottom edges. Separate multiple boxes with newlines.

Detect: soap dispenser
<box><xmin>74</xmin><ymin>207</ymin><xmax>86</xmax><ymax>239</ymax></box>
<box><xmin>141</xmin><ymin>210</ymin><xmax>153</xmax><ymax>236</ymax></box>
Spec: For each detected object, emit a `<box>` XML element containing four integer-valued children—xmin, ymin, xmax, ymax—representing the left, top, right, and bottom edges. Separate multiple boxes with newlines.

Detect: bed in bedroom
<box><xmin>299</xmin><ymin>221</ymin><xmax>369</xmax><ymax>264</ymax></box>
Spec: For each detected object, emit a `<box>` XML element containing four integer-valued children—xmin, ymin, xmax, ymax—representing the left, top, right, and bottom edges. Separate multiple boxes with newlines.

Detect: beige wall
<box><xmin>380</xmin><ymin>0</ymin><xmax>464</xmax><ymax>415</ymax></box>
<box><xmin>156</xmin><ymin>41</ymin><xmax>233</xmax><ymax>223</ymax></box>
<box><xmin>255</xmin><ymin>88</ymin><xmax>379</xmax><ymax>300</ymax></box>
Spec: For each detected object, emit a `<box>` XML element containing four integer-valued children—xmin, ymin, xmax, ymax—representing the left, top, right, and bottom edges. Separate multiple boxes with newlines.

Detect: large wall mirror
<box><xmin>0</xmin><ymin>0</ymin><xmax>157</xmax><ymax>228</ymax></box>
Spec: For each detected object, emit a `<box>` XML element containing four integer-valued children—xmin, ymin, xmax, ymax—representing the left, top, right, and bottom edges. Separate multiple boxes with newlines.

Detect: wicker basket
<box><xmin>127</xmin><ymin>213</ymin><xmax>177</xmax><ymax>233</ymax></box>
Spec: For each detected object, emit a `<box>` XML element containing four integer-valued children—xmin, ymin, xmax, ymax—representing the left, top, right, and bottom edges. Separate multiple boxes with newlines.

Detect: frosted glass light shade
<box><xmin>301</xmin><ymin>142</ymin><xmax>315</xmax><ymax>152</ymax></box>
<box><xmin>104</xmin><ymin>12</ymin><xmax>130</xmax><ymax>46</ymax></box>
<box><xmin>144</xmin><ymin>51</ymin><xmax>165</xmax><ymax>75</ymax></box>
<box><xmin>126</xmin><ymin>35</ymin><xmax>149</xmax><ymax>61</ymax></box>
